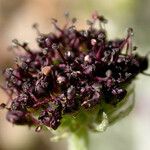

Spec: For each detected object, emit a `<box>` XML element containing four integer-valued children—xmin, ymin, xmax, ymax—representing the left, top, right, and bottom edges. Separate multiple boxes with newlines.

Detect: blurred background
<box><xmin>0</xmin><ymin>0</ymin><xmax>150</xmax><ymax>150</ymax></box>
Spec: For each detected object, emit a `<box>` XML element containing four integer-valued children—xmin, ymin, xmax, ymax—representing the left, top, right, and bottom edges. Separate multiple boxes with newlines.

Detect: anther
<box><xmin>32</xmin><ymin>23</ymin><xmax>41</xmax><ymax>35</ymax></box>
<box><xmin>12</xmin><ymin>39</ymin><xmax>31</xmax><ymax>53</ymax></box>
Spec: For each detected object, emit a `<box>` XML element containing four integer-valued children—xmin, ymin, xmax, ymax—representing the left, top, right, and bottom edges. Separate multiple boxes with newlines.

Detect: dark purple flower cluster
<box><xmin>1</xmin><ymin>12</ymin><xmax>149</xmax><ymax>130</ymax></box>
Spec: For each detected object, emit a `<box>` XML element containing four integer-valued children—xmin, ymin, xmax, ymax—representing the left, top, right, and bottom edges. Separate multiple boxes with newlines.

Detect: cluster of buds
<box><xmin>0</xmin><ymin>12</ymin><xmax>149</xmax><ymax>131</ymax></box>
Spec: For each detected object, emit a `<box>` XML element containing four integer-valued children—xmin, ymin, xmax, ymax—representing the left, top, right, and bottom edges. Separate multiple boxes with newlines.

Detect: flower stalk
<box><xmin>68</xmin><ymin>127</ymin><xmax>89</xmax><ymax>150</ymax></box>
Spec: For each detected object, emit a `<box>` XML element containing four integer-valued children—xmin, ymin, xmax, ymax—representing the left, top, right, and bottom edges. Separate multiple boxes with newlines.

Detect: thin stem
<box><xmin>68</xmin><ymin>127</ymin><xmax>89</xmax><ymax>150</ymax></box>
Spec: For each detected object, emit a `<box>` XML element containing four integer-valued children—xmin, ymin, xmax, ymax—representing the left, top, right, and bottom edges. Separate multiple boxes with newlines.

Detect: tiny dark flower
<box><xmin>39</xmin><ymin>105</ymin><xmax>62</xmax><ymax>130</ymax></box>
<box><xmin>6</xmin><ymin>110</ymin><xmax>29</xmax><ymax>125</ymax></box>
<box><xmin>35</xmin><ymin>74</ymin><xmax>53</xmax><ymax>97</ymax></box>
